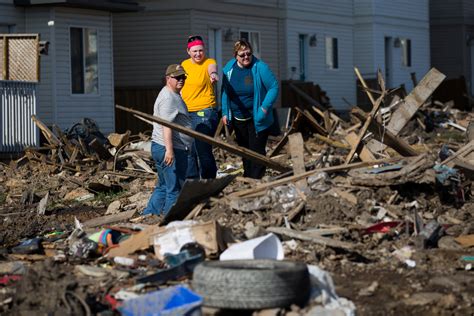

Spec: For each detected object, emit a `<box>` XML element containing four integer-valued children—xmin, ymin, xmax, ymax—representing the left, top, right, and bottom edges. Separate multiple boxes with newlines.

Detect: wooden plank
<box><xmin>117</xmin><ymin>105</ymin><xmax>290</xmax><ymax>173</ymax></box>
<box><xmin>293</xmin><ymin>107</ymin><xmax>326</xmax><ymax>135</ymax></box>
<box><xmin>268</xmin><ymin>110</ymin><xmax>301</xmax><ymax>158</ymax></box>
<box><xmin>288</xmin><ymin>82</ymin><xmax>340</xmax><ymax>122</ymax></box>
<box><xmin>345</xmin><ymin>132</ymin><xmax>376</xmax><ymax>162</ymax></box>
<box><xmin>31</xmin><ymin>115</ymin><xmax>61</xmax><ymax>146</ymax></box>
<box><xmin>351</xmin><ymin>108</ymin><xmax>419</xmax><ymax>157</ymax></box>
<box><xmin>345</xmin><ymin>68</ymin><xmax>385</xmax><ymax>165</ymax></box>
<box><xmin>387</xmin><ymin>68</ymin><xmax>446</xmax><ymax>135</ymax></box>
<box><xmin>344</xmin><ymin>93</ymin><xmax>384</xmax><ymax>164</ymax></box>
<box><xmin>288</xmin><ymin>133</ymin><xmax>307</xmax><ymax>190</ymax></box>
<box><xmin>287</xmin><ymin>201</ymin><xmax>306</xmax><ymax>222</ymax></box>
<box><xmin>83</xmin><ymin>209</ymin><xmax>137</xmax><ymax>228</ymax></box>
<box><xmin>266</xmin><ymin>226</ymin><xmax>354</xmax><ymax>250</ymax></box>
<box><xmin>441</xmin><ymin>140</ymin><xmax>474</xmax><ymax>167</ymax></box>
<box><xmin>230</xmin><ymin>156</ymin><xmax>403</xmax><ymax>198</ymax></box>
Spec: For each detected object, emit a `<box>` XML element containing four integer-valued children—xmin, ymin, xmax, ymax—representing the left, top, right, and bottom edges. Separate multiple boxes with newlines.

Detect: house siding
<box><xmin>0</xmin><ymin>0</ymin><xmax>25</xmax><ymax>32</ymax></box>
<box><xmin>53</xmin><ymin>8</ymin><xmax>115</xmax><ymax>133</ymax></box>
<box><xmin>190</xmin><ymin>11</ymin><xmax>281</xmax><ymax>78</ymax></box>
<box><xmin>285</xmin><ymin>0</ymin><xmax>355</xmax><ymax>109</ymax></box>
<box><xmin>355</xmin><ymin>0</ymin><xmax>430</xmax><ymax>92</ymax></box>
<box><xmin>113</xmin><ymin>10</ymin><xmax>192</xmax><ymax>87</ymax></box>
<box><xmin>24</xmin><ymin>7</ymin><xmax>54</xmax><ymax>125</ymax></box>
<box><xmin>113</xmin><ymin>2</ymin><xmax>282</xmax><ymax>87</ymax></box>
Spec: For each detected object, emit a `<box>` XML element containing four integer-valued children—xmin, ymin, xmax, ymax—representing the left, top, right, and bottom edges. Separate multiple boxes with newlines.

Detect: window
<box><xmin>70</xmin><ymin>27</ymin><xmax>98</xmax><ymax>94</ymax></box>
<box><xmin>325</xmin><ymin>37</ymin><xmax>338</xmax><ymax>69</ymax></box>
<box><xmin>401</xmin><ymin>38</ymin><xmax>411</xmax><ymax>67</ymax></box>
<box><xmin>240</xmin><ymin>31</ymin><xmax>260</xmax><ymax>58</ymax></box>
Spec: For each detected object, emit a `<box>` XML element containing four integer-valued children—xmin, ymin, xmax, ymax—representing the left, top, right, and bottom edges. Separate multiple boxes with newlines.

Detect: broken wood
<box><xmin>230</xmin><ymin>157</ymin><xmax>403</xmax><ymax>198</ymax></box>
<box><xmin>292</xmin><ymin>107</ymin><xmax>326</xmax><ymax>135</ymax></box>
<box><xmin>268</xmin><ymin>112</ymin><xmax>302</xmax><ymax>157</ymax></box>
<box><xmin>288</xmin><ymin>133</ymin><xmax>307</xmax><ymax>191</ymax></box>
<box><xmin>345</xmin><ymin>132</ymin><xmax>376</xmax><ymax>162</ymax></box>
<box><xmin>351</xmin><ymin>108</ymin><xmax>419</xmax><ymax>157</ymax></box>
<box><xmin>287</xmin><ymin>201</ymin><xmax>305</xmax><ymax>222</ymax></box>
<box><xmin>89</xmin><ymin>138</ymin><xmax>113</xmax><ymax>161</ymax></box>
<box><xmin>387</xmin><ymin>68</ymin><xmax>446</xmax><ymax>135</ymax></box>
<box><xmin>117</xmin><ymin>105</ymin><xmax>290</xmax><ymax>173</ymax></box>
<box><xmin>266</xmin><ymin>226</ymin><xmax>354</xmax><ymax>250</ymax></box>
<box><xmin>83</xmin><ymin>209</ymin><xmax>137</xmax><ymax>228</ymax></box>
<box><xmin>31</xmin><ymin>115</ymin><xmax>61</xmax><ymax>146</ymax></box>
<box><xmin>288</xmin><ymin>82</ymin><xmax>340</xmax><ymax>123</ymax></box>
<box><xmin>345</xmin><ymin>69</ymin><xmax>386</xmax><ymax>165</ymax></box>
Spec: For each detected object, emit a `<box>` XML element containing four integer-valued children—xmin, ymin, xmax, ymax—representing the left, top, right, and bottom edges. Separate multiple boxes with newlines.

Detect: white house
<box><xmin>283</xmin><ymin>0</ymin><xmax>355</xmax><ymax>110</ymax></box>
<box><xmin>0</xmin><ymin>0</ymin><xmax>139</xmax><ymax>146</ymax></box>
<box><xmin>354</xmin><ymin>0</ymin><xmax>430</xmax><ymax>97</ymax></box>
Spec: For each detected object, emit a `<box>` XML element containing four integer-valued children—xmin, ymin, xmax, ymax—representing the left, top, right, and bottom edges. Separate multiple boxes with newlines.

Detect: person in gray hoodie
<box><xmin>221</xmin><ymin>39</ymin><xmax>279</xmax><ymax>178</ymax></box>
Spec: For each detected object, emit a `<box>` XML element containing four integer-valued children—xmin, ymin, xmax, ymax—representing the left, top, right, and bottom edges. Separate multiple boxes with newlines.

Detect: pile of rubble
<box><xmin>0</xmin><ymin>68</ymin><xmax>473</xmax><ymax>315</ymax></box>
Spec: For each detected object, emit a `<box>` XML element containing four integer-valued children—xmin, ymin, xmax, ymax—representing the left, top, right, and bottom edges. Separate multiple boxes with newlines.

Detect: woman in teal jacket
<box><xmin>221</xmin><ymin>39</ymin><xmax>279</xmax><ymax>178</ymax></box>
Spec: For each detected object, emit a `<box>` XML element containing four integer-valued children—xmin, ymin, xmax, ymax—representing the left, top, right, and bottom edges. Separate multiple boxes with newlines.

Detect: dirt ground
<box><xmin>1</xmin><ymin>121</ymin><xmax>474</xmax><ymax>315</ymax></box>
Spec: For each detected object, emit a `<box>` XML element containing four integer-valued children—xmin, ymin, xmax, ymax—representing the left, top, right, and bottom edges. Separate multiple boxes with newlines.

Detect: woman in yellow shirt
<box><xmin>181</xmin><ymin>35</ymin><xmax>219</xmax><ymax>179</ymax></box>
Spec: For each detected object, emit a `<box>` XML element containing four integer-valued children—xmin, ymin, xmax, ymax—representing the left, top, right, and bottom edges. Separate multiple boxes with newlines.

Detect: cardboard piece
<box><xmin>106</xmin><ymin>225</ymin><xmax>159</xmax><ymax>258</ymax></box>
<box><xmin>152</xmin><ymin>221</ymin><xmax>227</xmax><ymax>260</ymax></box>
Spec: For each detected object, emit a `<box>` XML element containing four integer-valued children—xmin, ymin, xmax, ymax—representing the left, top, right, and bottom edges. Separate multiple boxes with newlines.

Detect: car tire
<box><xmin>192</xmin><ymin>260</ymin><xmax>310</xmax><ymax>309</ymax></box>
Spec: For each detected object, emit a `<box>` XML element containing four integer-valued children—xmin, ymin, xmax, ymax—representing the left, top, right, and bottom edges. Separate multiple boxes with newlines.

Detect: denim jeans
<box><xmin>186</xmin><ymin>107</ymin><xmax>218</xmax><ymax>179</ymax></box>
<box><xmin>143</xmin><ymin>142</ymin><xmax>188</xmax><ymax>215</ymax></box>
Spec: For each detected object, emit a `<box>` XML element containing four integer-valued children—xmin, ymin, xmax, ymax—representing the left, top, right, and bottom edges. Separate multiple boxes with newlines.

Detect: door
<box><xmin>471</xmin><ymin>40</ymin><xmax>474</xmax><ymax>95</ymax></box>
<box><xmin>384</xmin><ymin>37</ymin><xmax>393</xmax><ymax>87</ymax></box>
<box><xmin>298</xmin><ymin>34</ymin><xmax>308</xmax><ymax>81</ymax></box>
<box><xmin>208</xmin><ymin>29</ymin><xmax>222</xmax><ymax>104</ymax></box>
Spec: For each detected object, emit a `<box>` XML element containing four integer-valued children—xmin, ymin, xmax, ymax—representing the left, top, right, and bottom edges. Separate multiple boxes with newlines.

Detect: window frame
<box><xmin>401</xmin><ymin>38</ymin><xmax>412</xmax><ymax>67</ymax></box>
<box><xmin>69</xmin><ymin>26</ymin><xmax>100</xmax><ymax>96</ymax></box>
<box><xmin>239</xmin><ymin>30</ymin><xmax>261</xmax><ymax>59</ymax></box>
<box><xmin>325</xmin><ymin>36</ymin><xmax>339</xmax><ymax>70</ymax></box>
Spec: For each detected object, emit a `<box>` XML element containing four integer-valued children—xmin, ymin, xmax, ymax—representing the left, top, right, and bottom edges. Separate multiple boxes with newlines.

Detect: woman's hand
<box><xmin>210</xmin><ymin>72</ymin><xmax>219</xmax><ymax>83</ymax></box>
<box><xmin>164</xmin><ymin>149</ymin><xmax>174</xmax><ymax>166</ymax></box>
<box><xmin>222</xmin><ymin>116</ymin><xmax>229</xmax><ymax>125</ymax></box>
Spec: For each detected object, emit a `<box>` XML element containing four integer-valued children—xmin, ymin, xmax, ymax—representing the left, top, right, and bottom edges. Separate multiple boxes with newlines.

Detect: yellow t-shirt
<box><xmin>181</xmin><ymin>58</ymin><xmax>217</xmax><ymax>112</ymax></box>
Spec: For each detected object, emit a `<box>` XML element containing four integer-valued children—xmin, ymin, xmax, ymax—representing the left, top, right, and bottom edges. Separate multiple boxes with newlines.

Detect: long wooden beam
<box><xmin>116</xmin><ymin>105</ymin><xmax>290</xmax><ymax>173</ymax></box>
<box><xmin>229</xmin><ymin>156</ymin><xmax>403</xmax><ymax>198</ymax></box>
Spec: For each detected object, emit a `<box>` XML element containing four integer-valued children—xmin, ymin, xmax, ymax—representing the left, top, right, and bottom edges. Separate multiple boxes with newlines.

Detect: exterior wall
<box><xmin>285</xmin><ymin>0</ymin><xmax>355</xmax><ymax>109</ymax></box>
<box><xmin>0</xmin><ymin>0</ymin><xmax>25</xmax><ymax>32</ymax></box>
<box><xmin>355</xmin><ymin>0</ymin><xmax>430</xmax><ymax>92</ymax></box>
<box><xmin>113</xmin><ymin>10</ymin><xmax>192</xmax><ymax>88</ymax></box>
<box><xmin>113</xmin><ymin>1</ymin><xmax>282</xmax><ymax>88</ymax></box>
<box><xmin>190</xmin><ymin>11</ymin><xmax>281</xmax><ymax>80</ymax></box>
<box><xmin>24</xmin><ymin>7</ymin><xmax>53</xmax><ymax>125</ymax></box>
<box><xmin>50</xmin><ymin>8</ymin><xmax>115</xmax><ymax>133</ymax></box>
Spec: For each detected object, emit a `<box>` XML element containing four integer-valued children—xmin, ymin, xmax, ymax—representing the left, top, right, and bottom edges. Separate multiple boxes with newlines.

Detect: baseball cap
<box><xmin>166</xmin><ymin>64</ymin><xmax>187</xmax><ymax>77</ymax></box>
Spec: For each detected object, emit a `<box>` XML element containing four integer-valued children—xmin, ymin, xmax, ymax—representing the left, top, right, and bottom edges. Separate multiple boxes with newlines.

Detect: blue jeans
<box><xmin>143</xmin><ymin>142</ymin><xmax>188</xmax><ymax>215</ymax></box>
<box><xmin>186</xmin><ymin>107</ymin><xmax>218</xmax><ymax>179</ymax></box>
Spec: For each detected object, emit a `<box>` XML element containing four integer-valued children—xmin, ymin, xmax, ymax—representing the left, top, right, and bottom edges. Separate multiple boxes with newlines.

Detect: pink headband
<box><xmin>187</xmin><ymin>40</ymin><xmax>205</xmax><ymax>49</ymax></box>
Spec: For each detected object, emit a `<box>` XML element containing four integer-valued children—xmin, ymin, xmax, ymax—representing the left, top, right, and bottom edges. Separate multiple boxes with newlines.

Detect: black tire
<box><xmin>192</xmin><ymin>260</ymin><xmax>310</xmax><ymax>310</ymax></box>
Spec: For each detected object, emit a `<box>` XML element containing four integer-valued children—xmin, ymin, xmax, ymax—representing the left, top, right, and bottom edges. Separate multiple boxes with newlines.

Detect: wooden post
<box><xmin>288</xmin><ymin>133</ymin><xmax>307</xmax><ymax>190</ymax></box>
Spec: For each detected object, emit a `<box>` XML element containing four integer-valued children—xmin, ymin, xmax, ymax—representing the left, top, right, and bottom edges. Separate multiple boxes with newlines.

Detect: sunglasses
<box><xmin>237</xmin><ymin>51</ymin><xmax>252</xmax><ymax>58</ymax></box>
<box><xmin>188</xmin><ymin>35</ymin><xmax>203</xmax><ymax>43</ymax></box>
<box><xmin>171</xmin><ymin>75</ymin><xmax>187</xmax><ymax>81</ymax></box>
